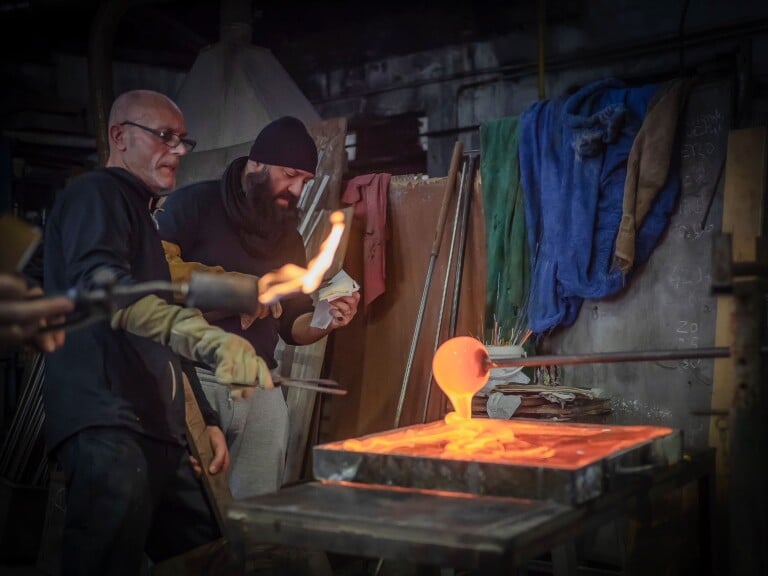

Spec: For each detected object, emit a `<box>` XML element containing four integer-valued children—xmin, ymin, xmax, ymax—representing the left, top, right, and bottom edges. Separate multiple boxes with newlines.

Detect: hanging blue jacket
<box><xmin>519</xmin><ymin>79</ymin><xmax>679</xmax><ymax>333</ymax></box>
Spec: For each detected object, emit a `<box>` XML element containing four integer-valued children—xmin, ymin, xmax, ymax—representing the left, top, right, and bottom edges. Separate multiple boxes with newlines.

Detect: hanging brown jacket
<box><xmin>613</xmin><ymin>78</ymin><xmax>693</xmax><ymax>272</ymax></box>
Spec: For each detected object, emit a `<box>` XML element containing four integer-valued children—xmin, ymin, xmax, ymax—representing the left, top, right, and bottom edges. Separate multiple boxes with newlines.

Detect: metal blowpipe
<box><xmin>484</xmin><ymin>346</ymin><xmax>730</xmax><ymax>372</ymax></box>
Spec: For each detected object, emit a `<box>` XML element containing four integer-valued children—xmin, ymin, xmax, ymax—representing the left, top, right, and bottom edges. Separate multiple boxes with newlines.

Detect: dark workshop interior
<box><xmin>1</xmin><ymin>0</ymin><xmax>767</xmax><ymax>574</ymax></box>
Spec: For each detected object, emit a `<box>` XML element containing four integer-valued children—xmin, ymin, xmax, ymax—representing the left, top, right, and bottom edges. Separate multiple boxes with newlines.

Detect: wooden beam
<box><xmin>282</xmin><ymin>117</ymin><xmax>349</xmax><ymax>484</ymax></box>
<box><xmin>711</xmin><ymin>126</ymin><xmax>767</xmax><ymax>519</ymax></box>
<box><xmin>181</xmin><ymin>374</ymin><xmax>232</xmax><ymax>532</ymax></box>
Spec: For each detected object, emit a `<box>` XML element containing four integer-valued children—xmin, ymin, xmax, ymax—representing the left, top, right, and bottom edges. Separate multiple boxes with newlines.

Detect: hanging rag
<box><xmin>614</xmin><ymin>78</ymin><xmax>693</xmax><ymax>271</ymax></box>
<box><xmin>341</xmin><ymin>173</ymin><xmax>391</xmax><ymax>309</ymax></box>
<box><xmin>480</xmin><ymin>116</ymin><xmax>530</xmax><ymax>340</ymax></box>
<box><xmin>519</xmin><ymin>78</ymin><xmax>679</xmax><ymax>334</ymax></box>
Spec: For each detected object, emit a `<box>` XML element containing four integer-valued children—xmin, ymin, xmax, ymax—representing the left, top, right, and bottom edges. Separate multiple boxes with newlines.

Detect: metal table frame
<box><xmin>228</xmin><ymin>449</ymin><xmax>715</xmax><ymax>575</ymax></box>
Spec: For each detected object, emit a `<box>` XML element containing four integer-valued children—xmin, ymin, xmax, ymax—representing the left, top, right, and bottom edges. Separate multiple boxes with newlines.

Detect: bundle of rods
<box><xmin>0</xmin><ymin>353</ymin><xmax>49</xmax><ymax>487</ymax></box>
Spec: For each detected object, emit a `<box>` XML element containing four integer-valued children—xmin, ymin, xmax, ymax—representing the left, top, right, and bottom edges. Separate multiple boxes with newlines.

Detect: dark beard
<box><xmin>221</xmin><ymin>158</ymin><xmax>301</xmax><ymax>258</ymax></box>
<box><xmin>243</xmin><ymin>171</ymin><xmax>300</xmax><ymax>240</ymax></box>
<box><xmin>239</xmin><ymin>172</ymin><xmax>299</xmax><ymax>256</ymax></box>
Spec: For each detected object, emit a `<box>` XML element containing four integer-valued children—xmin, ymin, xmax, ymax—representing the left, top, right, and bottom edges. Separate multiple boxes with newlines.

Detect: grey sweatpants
<box><xmin>196</xmin><ymin>368</ymin><xmax>289</xmax><ymax>500</ymax></box>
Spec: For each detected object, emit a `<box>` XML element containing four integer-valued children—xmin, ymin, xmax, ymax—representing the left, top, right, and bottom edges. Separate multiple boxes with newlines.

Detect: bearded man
<box><xmin>156</xmin><ymin>116</ymin><xmax>359</xmax><ymax>499</ymax></box>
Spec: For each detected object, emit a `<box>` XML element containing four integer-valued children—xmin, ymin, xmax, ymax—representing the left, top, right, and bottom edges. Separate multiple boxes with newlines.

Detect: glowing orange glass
<box><xmin>432</xmin><ymin>336</ymin><xmax>490</xmax><ymax>419</ymax></box>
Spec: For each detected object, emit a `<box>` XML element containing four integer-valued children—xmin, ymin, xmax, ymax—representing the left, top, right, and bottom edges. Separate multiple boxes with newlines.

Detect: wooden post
<box><xmin>711</xmin><ymin>126</ymin><xmax>767</xmax><ymax>566</ymax></box>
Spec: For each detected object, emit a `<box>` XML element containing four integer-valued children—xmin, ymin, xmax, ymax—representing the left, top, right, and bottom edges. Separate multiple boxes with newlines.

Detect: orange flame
<box><xmin>258</xmin><ymin>211</ymin><xmax>345</xmax><ymax>305</ymax></box>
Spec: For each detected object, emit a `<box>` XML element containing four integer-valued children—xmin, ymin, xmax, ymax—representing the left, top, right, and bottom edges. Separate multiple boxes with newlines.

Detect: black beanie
<box><xmin>248</xmin><ymin>116</ymin><xmax>318</xmax><ymax>174</ymax></box>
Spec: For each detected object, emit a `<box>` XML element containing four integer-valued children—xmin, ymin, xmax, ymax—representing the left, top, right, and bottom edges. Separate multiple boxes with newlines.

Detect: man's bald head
<box><xmin>106</xmin><ymin>90</ymin><xmax>189</xmax><ymax>194</ymax></box>
<box><xmin>108</xmin><ymin>90</ymin><xmax>182</xmax><ymax>128</ymax></box>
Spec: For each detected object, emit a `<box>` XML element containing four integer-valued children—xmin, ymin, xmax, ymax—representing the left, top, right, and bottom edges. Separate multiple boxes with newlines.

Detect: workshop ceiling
<box><xmin>0</xmin><ymin>0</ymin><xmax>576</xmax><ymax>215</ymax></box>
<box><xmin>0</xmin><ymin>0</ymin><xmax>572</xmax><ymax>76</ymax></box>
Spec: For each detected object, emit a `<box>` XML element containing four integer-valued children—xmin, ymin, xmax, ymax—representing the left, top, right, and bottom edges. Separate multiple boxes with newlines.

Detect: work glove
<box><xmin>163</xmin><ymin>240</ymin><xmax>226</xmax><ymax>282</ymax></box>
<box><xmin>110</xmin><ymin>294</ymin><xmax>273</xmax><ymax>388</ymax></box>
<box><xmin>163</xmin><ymin>240</ymin><xmax>281</xmax><ymax>323</ymax></box>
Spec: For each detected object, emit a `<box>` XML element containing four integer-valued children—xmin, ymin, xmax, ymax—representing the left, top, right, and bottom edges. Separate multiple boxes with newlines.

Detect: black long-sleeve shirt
<box><xmin>156</xmin><ymin>169</ymin><xmax>313</xmax><ymax>369</ymax></box>
<box><xmin>43</xmin><ymin>167</ymin><xmax>217</xmax><ymax>451</ymax></box>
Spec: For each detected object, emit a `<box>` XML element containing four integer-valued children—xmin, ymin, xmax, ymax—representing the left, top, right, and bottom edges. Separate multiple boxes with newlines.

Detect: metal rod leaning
<box><xmin>448</xmin><ymin>153</ymin><xmax>478</xmax><ymax>339</ymax></box>
<box><xmin>0</xmin><ymin>353</ymin><xmax>43</xmax><ymax>474</ymax></box>
<box><xmin>395</xmin><ymin>141</ymin><xmax>464</xmax><ymax>428</ymax></box>
<box><xmin>420</xmin><ymin>156</ymin><xmax>470</xmax><ymax>423</ymax></box>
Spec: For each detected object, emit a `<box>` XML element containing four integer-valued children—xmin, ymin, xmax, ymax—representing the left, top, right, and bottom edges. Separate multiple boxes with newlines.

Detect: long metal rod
<box><xmin>448</xmin><ymin>154</ymin><xmax>477</xmax><ymax>338</ymax></box>
<box><xmin>0</xmin><ymin>354</ymin><xmax>43</xmax><ymax>473</ymax></box>
<box><xmin>487</xmin><ymin>346</ymin><xmax>730</xmax><ymax>370</ymax></box>
<box><xmin>197</xmin><ymin>372</ymin><xmax>346</xmax><ymax>395</ymax></box>
<box><xmin>394</xmin><ymin>141</ymin><xmax>464</xmax><ymax>428</ymax></box>
<box><xmin>420</xmin><ymin>158</ymin><xmax>469</xmax><ymax>423</ymax></box>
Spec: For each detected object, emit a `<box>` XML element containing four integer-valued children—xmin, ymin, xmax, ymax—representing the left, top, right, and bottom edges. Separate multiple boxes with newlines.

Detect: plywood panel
<box><xmin>326</xmin><ymin>170</ymin><xmax>486</xmax><ymax>438</ymax></box>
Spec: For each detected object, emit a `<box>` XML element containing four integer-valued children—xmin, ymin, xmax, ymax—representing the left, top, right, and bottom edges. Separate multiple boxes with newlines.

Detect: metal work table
<box><xmin>227</xmin><ymin>449</ymin><xmax>715</xmax><ymax>575</ymax></box>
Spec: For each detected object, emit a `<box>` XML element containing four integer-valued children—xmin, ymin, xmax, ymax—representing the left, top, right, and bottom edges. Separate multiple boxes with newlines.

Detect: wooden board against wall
<box><xmin>325</xmin><ymin>171</ymin><xmax>486</xmax><ymax>439</ymax></box>
<box><xmin>280</xmin><ymin>116</ymin><xmax>348</xmax><ymax>483</ymax></box>
<box><xmin>307</xmin><ymin>118</ymin><xmax>348</xmax><ymax>210</ymax></box>
<box><xmin>710</xmin><ymin>125</ymin><xmax>767</xmax><ymax>515</ymax></box>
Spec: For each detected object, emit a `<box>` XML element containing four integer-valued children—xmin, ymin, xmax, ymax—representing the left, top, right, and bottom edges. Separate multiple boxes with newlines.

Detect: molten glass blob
<box><xmin>432</xmin><ymin>336</ymin><xmax>490</xmax><ymax>420</ymax></box>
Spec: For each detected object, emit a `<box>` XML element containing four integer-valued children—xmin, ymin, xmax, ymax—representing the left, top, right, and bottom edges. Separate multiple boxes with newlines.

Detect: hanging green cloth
<box><xmin>480</xmin><ymin>116</ymin><xmax>529</xmax><ymax>343</ymax></box>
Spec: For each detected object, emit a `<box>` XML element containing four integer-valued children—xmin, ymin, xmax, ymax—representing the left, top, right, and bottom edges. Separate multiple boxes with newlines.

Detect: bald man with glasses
<box><xmin>119</xmin><ymin>120</ymin><xmax>197</xmax><ymax>152</ymax></box>
<box><xmin>43</xmin><ymin>89</ymin><xmax>272</xmax><ymax>575</ymax></box>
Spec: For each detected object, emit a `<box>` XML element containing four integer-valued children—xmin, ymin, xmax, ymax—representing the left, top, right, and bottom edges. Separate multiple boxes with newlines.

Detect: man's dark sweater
<box><xmin>43</xmin><ymin>168</ymin><xmax>217</xmax><ymax>451</ymax></box>
<box><xmin>156</xmin><ymin>162</ymin><xmax>314</xmax><ymax>369</ymax></box>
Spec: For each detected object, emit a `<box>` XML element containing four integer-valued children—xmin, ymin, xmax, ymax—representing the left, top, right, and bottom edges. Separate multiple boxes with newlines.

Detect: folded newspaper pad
<box><xmin>310</xmin><ymin>270</ymin><xmax>360</xmax><ymax>329</ymax></box>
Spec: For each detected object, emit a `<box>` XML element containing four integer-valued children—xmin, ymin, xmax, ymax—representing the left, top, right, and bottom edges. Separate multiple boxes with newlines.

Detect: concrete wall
<box><xmin>305</xmin><ymin>0</ymin><xmax>768</xmax><ymax>176</ymax></box>
<box><xmin>302</xmin><ymin>0</ymin><xmax>768</xmax><ymax>447</ymax></box>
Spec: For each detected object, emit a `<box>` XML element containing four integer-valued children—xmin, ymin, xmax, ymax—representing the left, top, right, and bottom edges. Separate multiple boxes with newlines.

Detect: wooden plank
<box><xmin>320</xmin><ymin>216</ymin><xmax>367</xmax><ymax>441</ymax></box>
<box><xmin>182</xmin><ymin>374</ymin><xmax>232</xmax><ymax>533</ymax></box>
<box><xmin>306</xmin><ymin>117</ymin><xmax>348</xmax><ymax>211</ymax></box>
<box><xmin>282</xmin><ymin>343</ymin><xmax>326</xmax><ymax>484</ymax></box>
<box><xmin>710</xmin><ymin>126</ymin><xmax>767</xmax><ymax>514</ymax></box>
<box><xmin>720</xmin><ymin>127</ymin><xmax>767</xmax><ymax>262</ymax></box>
<box><xmin>281</xmin><ymin>117</ymin><xmax>348</xmax><ymax>484</ymax></box>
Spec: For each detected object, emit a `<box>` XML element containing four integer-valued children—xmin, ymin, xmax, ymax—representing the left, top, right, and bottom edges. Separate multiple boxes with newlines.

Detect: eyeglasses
<box><xmin>120</xmin><ymin>121</ymin><xmax>197</xmax><ymax>152</ymax></box>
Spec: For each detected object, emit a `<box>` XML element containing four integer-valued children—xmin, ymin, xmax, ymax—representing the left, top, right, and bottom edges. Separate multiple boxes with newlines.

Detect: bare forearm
<box><xmin>290</xmin><ymin>293</ymin><xmax>360</xmax><ymax>345</ymax></box>
<box><xmin>291</xmin><ymin>312</ymin><xmax>331</xmax><ymax>345</ymax></box>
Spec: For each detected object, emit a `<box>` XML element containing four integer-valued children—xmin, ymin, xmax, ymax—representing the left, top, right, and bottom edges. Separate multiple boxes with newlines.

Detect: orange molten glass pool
<box><xmin>340</xmin><ymin>416</ymin><xmax>674</xmax><ymax>470</ymax></box>
<box><xmin>337</xmin><ymin>337</ymin><xmax>675</xmax><ymax>471</ymax></box>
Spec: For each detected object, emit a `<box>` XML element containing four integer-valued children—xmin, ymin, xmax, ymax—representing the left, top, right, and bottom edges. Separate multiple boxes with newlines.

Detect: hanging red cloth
<box><xmin>341</xmin><ymin>173</ymin><xmax>391</xmax><ymax>309</ymax></box>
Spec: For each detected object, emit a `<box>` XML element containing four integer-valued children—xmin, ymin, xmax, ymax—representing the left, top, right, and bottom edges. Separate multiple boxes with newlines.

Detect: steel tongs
<box><xmin>274</xmin><ymin>377</ymin><xmax>347</xmax><ymax>395</ymax></box>
<box><xmin>195</xmin><ymin>369</ymin><xmax>347</xmax><ymax>396</ymax></box>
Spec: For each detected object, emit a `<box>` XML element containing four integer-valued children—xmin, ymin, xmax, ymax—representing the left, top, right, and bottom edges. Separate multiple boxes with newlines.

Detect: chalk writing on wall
<box><xmin>676</xmin><ymin>319</ymin><xmax>701</xmax><ymax>370</ymax></box>
<box><xmin>685</xmin><ymin>109</ymin><xmax>723</xmax><ymax>139</ymax></box>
